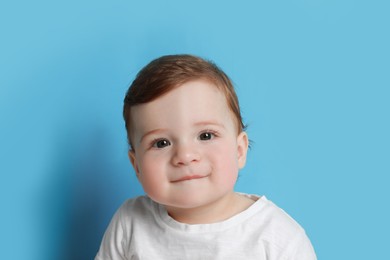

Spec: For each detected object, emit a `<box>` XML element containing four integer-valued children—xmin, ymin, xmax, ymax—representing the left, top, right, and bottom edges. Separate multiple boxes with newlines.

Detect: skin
<box><xmin>128</xmin><ymin>80</ymin><xmax>253</xmax><ymax>224</ymax></box>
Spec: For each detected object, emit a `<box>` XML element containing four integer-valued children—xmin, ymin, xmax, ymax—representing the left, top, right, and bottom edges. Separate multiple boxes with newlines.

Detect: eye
<box><xmin>152</xmin><ymin>139</ymin><xmax>171</xmax><ymax>148</ymax></box>
<box><xmin>199</xmin><ymin>132</ymin><xmax>215</xmax><ymax>141</ymax></box>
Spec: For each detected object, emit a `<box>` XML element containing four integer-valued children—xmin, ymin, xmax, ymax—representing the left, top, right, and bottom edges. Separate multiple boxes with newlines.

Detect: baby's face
<box><xmin>128</xmin><ymin>80</ymin><xmax>248</xmax><ymax>210</ymax></box>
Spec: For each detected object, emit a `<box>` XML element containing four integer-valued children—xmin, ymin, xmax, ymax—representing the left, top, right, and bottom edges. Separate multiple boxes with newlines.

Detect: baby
<box><xmin>95</xmin><ymin>54</ymin><xmax>316</xmax><ymax>259</ymax></box>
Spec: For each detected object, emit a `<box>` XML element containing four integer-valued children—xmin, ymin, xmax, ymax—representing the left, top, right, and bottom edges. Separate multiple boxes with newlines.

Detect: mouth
<box><xmin>171</xmin><ymin>175</ymin><xmax>209</xmax><ymax>183</ymax></box>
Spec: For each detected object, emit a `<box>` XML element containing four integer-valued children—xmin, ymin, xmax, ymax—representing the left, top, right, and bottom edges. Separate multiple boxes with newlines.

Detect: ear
<box><xmin>128</xmin><ymin>150</ymin><xmax>140</xmax><ymax>178</ymax></box>
<box><xmin>237</xmin><ymin>131</ymin><xmax>249</xmax><ymax>169</ymax></box>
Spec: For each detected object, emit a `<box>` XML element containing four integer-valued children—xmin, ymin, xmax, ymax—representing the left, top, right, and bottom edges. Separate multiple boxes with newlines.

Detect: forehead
<box><xmin>130</xmin><ymin>80</ymin><xmax>235</xmax><ymax>131</ymax></box>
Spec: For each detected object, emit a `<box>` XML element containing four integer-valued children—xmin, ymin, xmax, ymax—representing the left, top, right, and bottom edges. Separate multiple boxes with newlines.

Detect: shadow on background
<box><xmin>40</xmin><ymin>125</ymin><xmax>142</xmax><ymax>260</ymax></box>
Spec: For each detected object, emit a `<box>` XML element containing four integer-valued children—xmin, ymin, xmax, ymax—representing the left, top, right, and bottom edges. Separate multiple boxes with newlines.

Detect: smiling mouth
<box><xmin>171</xmin><ymin>175</ymin><xmax>208</xmax><ymax>183</ymax></box>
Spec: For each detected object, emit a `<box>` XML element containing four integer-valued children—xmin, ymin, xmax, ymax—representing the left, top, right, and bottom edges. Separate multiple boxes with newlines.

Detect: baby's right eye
<box><xmin>152</xmin><ymin>139</ymin><xmax>171</xmax><ymax>149</ymax></box>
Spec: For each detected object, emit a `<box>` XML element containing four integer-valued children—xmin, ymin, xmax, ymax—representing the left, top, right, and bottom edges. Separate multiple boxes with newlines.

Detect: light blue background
<box><xmin>1</xmin><ymin>1</ymin><xmax>389</xmax><ymax>259</ymax></box>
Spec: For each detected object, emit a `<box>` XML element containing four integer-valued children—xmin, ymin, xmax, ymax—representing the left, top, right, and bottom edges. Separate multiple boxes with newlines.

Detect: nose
<box><xmin>171</xmin><ymin>143</ymin><xmax>200</xmax><ymax>166</ymax></box>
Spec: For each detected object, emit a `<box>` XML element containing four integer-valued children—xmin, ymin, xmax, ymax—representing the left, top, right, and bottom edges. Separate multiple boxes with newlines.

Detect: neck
<box><xmin>165</xmin><ymin>192</ymin><xmax>254</xmax><ymax>224</ymax></box>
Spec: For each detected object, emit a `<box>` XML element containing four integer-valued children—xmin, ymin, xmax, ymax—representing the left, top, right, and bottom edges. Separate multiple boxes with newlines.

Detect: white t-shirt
<box><xmin>95</xmin><ymin>194</ymin><xmax>316</xmax><ymax>260</ymax></box>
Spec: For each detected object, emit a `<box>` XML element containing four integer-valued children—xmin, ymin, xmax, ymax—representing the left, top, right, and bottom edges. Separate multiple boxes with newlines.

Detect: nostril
<box><xmin>172</xmin><ymin>147</ymin><xmax>200</xmax><ymax>166</ymax></box>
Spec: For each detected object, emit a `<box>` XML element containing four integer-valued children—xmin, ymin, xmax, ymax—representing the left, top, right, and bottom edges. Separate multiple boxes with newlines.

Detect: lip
<box><xmin>171</xmin><ymin>175</ymin><xmax>208</xmax><ymax>183</ymax></box>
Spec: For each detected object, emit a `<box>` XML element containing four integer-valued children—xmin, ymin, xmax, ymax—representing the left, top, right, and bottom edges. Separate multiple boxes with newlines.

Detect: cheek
<box><xmin>215</xmin><ymin>140</ymin><xmax>239</xmax><ymax>165</ymax></box>
<box><xmin>220</xmin><ymin>156</ymin><xmax>239</xmax><ymax>185</ymax></box>
<box><xmin>137</xmin><ymin>155</ymin><xmax>168</xmax><ymax>197</ymax></box>
<box><xmin>208</xmin><ymin>142</ymin><xmax>240</xmax><ymax>186</ymax></box>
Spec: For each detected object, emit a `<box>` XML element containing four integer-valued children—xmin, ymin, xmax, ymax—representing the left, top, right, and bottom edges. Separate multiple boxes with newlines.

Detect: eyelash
<box><xmin>149</xmin><ymin>130</ymin><xmax>219</xmax><ymax>149</ymax></box>
<box><xmin>199</xmin><ymin>130</ymin><xmax>218</xmax><ymax>140</ymax></box>
<box><xmin>151</xmin><ymin>138</ymin><xmax>171</xmax><ymax>149</ymax></box>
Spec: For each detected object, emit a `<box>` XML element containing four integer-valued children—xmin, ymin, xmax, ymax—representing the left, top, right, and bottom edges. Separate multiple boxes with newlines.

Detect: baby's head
<box><xmin>122</xmin><ymin>55</ymin><xmax>249</xmax><ymax>212</ymax></box>
<box><xmin>123</xmin><ymin>54</ymin><xmax>245</xmax><ymax>150</ymax></box>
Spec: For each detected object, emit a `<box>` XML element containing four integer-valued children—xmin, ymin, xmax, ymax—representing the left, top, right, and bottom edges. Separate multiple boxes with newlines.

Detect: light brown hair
<box><xmin>123</xmin><ymin>54</ymin><xmax>245</xmax><ymax>149</ymax></box>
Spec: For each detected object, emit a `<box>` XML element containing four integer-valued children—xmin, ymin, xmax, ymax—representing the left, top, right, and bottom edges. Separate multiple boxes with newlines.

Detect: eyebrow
<box><xmin>194</xmin><ymin>121</ymin><xmax>226</xmax><ymax>129</ymax></box>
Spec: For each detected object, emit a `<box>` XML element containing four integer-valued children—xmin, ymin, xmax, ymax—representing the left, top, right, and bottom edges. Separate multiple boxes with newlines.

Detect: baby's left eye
<box><xmin>199</xmin><ymin>132</ymin><xmax>215</xmax><ymax>141</ymax></box>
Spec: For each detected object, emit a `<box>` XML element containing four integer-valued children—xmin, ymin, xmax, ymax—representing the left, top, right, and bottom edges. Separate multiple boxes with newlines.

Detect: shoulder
<box><xmin>243</xmin><ymin>195</ymin><xmax>317</xmax><ymax>259</ymax></box>
<box><xmin>119</xmin><ymin>195</ymin><xmax>155</xmax><ymax>211</ymax></box>
<box><xmin>116</xmin><ymin>195</ymin><xmax>157</xmax><ymax>222</ymax></box>
<box><xmin>236</xmin><ymin>194</ymin><xmax>306</xmax><ymax>239</ymax></box>
<box><xmin>101</xmin><ymin>195</ymin><xmax>156</xmax><ymax>232</ymax></box>
<box><xmin>95</xmin><ymin>196</ymin><xmax>160</xmax><ymax>259</ymax></box>
<box><xmin>258</xmin><ymin>196</ymin><xmax>304</xmax><ymax>233</ymax></box>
